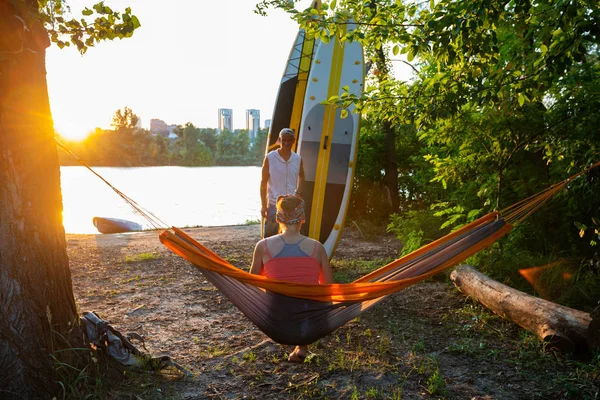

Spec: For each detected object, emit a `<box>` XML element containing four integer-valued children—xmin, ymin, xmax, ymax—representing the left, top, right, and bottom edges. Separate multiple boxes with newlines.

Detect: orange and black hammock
<box><xmin>158</xmin><ymin>162</ymin><xmax>600</xmax><ymax>345</ymax></box>
<box><xmin>55</xmin><ymin>140</ymin><xmax>598</xmax><ymax>345</ymax></box>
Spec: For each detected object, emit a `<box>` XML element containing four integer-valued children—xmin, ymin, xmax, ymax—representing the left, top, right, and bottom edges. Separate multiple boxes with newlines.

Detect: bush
<box><xmin>387</xmin><ymin>209</ymin><xmax>448</xmax><ymax>256</ymax></box>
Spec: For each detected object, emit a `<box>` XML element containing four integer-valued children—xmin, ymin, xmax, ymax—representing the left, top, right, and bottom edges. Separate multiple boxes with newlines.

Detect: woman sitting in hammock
<box><xmin>250</xmin><ymin>194</ymin><xmax>333</xmax><ymax>362</ymax></box>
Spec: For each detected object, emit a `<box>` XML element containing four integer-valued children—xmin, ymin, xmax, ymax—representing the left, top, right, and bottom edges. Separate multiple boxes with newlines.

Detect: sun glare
<box><xmin>55</xmin><ymin>121</ymin><xmax>93</xmax><ymax>142</ymax></box>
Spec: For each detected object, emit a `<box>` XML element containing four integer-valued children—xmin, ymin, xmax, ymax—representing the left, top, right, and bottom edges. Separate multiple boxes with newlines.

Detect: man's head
<box><xmin>278</xmin><ymin>128</ymin><xmax>295</xmax><ymax>151</ymax></box>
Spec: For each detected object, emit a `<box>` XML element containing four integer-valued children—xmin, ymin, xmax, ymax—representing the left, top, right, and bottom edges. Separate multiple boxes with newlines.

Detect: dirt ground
<box><xmin>66</xmin><ymin>224</ymin><xmax>598</xmax><ymax>399</ymax></box>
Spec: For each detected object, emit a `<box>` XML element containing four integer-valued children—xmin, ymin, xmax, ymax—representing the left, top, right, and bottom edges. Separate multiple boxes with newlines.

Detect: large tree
<box><xmin>0</xmin><ymin>1</ymin><xmax>139</xmax><ymax>398</ymax></box>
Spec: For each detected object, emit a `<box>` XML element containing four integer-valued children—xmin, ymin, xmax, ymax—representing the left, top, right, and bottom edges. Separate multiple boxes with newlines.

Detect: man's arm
<box><xmin>296</xmin><ymin>158</ymin><xmax>305</xmax><ymax>196</ymax></box>
<box><xmin>260</xmin><ymin>157</ymin><xmax>270</xmax><ymax>217</ymax></box>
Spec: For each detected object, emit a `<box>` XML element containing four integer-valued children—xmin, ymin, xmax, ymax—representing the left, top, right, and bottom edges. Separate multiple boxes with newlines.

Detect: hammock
<box><xmin>160</xmin><ymin>214</ymin><xmax>508</xmax><ymax>344</ymax></box>
<box><xmin>56</xmin><ymin>139</ymin><xmax>598</xmax><ymax>346</ymax></box>
<box><xmin>158</xmin><ymin>162</ymin><xmax>599</xmax><ymax>345</ymax></box>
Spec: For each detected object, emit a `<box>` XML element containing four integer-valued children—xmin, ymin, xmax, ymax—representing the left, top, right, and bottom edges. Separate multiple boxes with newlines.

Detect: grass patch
<box><xmin>331</xmin><ymin>258</ymin><xmax>391</xmax><ymax>283</ymax></box>
<box><xmin>125</xmin><ymin>252</ymin><xmax>161</xmax><ymax>263</ymax></box>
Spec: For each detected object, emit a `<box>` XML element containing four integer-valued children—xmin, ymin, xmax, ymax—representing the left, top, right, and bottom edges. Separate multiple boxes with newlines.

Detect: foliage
<box><xmin>38</xmin><ymin>0</ymin><xmax>141</xmax><ymax>53</ymax></box>
<box><xmin>387</xmin><ymin>209</ymin><xmax>446</xmax><ymax>256</ymax></box>
<box><xmin>257</xmin><ymin>0</ymin><xmax>600</xmax><ymax>309</ymax></box>
<box><xmin>525</xmin><ymin>256</ymin><xmax>600</xmax><ymax>312</ymax></box>
<box><xmin>57</xmin><ymin>109</ymin><xmax>265</xmax><ymax>167</ymax></box>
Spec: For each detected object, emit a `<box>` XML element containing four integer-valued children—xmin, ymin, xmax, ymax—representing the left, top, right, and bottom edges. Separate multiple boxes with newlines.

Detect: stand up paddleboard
<box><xmin>265</xmin><ymin>0</ymin><xmax>321</xmax><ymax>152</ymax></box>
<box><xmin>297</xmin><ymin>21</ymin><xmax>364</xmax><ymax>258</ymax></box>
<box><xmin>262</xmin><ymin>1</ymin><xmax>321</xmax><ymax>238</ymax></box>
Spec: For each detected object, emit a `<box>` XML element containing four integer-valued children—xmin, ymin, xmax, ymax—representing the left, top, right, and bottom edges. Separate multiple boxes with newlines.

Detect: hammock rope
<box><xmin>499</xmin><ymin>160</ymin><xmax>600</xmax><ymax>225</ymax></box>
<box><xmin>55</xmin><ymin>137</ymin><xmax>169</xmax><ymax>230</ymax></box>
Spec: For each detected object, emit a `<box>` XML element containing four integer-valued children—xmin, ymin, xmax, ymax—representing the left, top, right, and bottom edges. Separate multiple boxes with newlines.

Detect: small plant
<box><xmin>125</xmin><ymin>252</ymin><xmax>160</xmax><ymax>263</ymax></box>
<box><xmin>378</xmin><ymin>335</ymin><xmax>391</xmax><ymax>354</ymax></box>
<box><xmin>242</xmin><ymin>351</ymin><xmax>256</xmax><ymax>363</ymax></box>
<box><xmin>426</xmin><ymin>368</ymin><xmax>447</xmax><ymax>396</ymax></box>
<box><xmin>411</xmin><ymin>340</ymin><xmax>425</xmax><ymax>353</ymax></box>
<box><xmin>203</xmin><ymin>345</ymin><xmax>229</xmax><ymax>358</ymax></box>
<box><xmin>390</xmin><ymin>387</ymin><xmax>403</xmax><ymax>400</ymax></box>
<box><xmin>244</xmin><ymin>218</ymin><xmax>261</xmax><ymax>225</ymax></box>
<box><xmin>365</xmin><ymin>386</ymin><xmax>383</xmax><ymax>399</ymax></box>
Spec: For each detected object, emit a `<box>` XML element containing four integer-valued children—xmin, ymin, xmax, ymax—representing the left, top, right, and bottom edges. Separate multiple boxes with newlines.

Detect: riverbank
<box><xmin>66</xmin><ymin>224</ymin><xmax>599</xmax><ymax>399</ymax></box>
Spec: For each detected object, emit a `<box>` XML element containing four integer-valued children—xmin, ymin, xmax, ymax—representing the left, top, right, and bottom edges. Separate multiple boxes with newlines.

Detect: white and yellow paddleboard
<box><xmin>265</xmin><ymin>0</ymin><xmax>321</xmax><ymax>152</ymax></box>
<box><xmin>297</xmin><ymin>20</ymin><xmax>364</xmax><ymax>258</ymax></box>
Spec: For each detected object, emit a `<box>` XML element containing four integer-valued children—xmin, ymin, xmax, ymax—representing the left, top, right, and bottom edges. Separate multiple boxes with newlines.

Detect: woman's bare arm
<box><xmin>318</xmin><ymin>244</ymin><xmax>334</xmax><ymax>284</ymax></box>
<box><xmin>250</xmin><ymin>240</ymin><xmax>265</xmax><ymax>275</ymax></box>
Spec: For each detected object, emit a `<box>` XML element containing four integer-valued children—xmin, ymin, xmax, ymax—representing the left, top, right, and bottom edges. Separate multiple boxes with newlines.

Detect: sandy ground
<box><xmin>66</xmin><ymin>225</ymin><xmax>595</xmax><ymax>399</ymax></box>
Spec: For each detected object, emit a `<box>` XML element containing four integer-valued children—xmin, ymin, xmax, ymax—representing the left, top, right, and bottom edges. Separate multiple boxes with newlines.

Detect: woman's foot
<box><xmin>288</xmin><ymin>345</ymin><xmax>307</xmax><ymax>363</ymax></box>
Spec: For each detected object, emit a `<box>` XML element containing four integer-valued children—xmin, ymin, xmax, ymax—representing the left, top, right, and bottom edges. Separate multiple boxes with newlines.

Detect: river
<box><xmin>60</xmin><ymin>166</ymin><xmax>261</xmax><ymax>234</ymax></box>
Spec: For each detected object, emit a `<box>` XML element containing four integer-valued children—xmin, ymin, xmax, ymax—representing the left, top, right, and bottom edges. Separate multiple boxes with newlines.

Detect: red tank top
<box><xmin>263</xmin><ymin>237</ymin><xmax>322</xmax><ymax>284</ymax></box>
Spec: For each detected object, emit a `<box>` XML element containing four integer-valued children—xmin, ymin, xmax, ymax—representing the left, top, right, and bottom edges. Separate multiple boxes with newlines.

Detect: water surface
<box><xmin>61</xmin><ymin>166</ymin><xmax>261</xmax><ymax>234</ymax></box>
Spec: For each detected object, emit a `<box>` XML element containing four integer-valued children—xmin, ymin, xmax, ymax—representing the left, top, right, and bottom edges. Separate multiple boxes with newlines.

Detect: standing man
<box><xmin>261</xmin><ymin>128</ymin><xmax>305</xmax><ymax>238</ymax></box>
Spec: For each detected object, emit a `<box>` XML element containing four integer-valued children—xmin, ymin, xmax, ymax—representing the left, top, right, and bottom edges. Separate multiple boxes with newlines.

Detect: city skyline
<box><xmin>147</xmin><ymin>108</ymin><xmax>266</xmax><ymax>135</ymax></box>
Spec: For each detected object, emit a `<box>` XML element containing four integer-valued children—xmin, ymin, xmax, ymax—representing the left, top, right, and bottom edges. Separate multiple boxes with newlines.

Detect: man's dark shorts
<box><xmin>263</xmin><ymin>204</ymin><xmax>279</xmax><ymax>238</ymax></box>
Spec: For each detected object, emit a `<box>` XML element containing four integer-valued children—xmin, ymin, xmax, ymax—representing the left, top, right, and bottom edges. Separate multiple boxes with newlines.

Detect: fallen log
<box><xmin>450</xmin><ymin>264</ymin><xmax>597</xmax><ymax>352</ymax></box>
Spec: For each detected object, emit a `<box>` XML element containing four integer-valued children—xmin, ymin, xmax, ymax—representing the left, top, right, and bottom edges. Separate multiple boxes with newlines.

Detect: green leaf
<box><xmin>340</xmin><ymin>109</ymin><xmax>349</xmax><ymax>119</ymax></box>
<box><xmin>82</xmin><ymin>8</ymin><xmax>93</xmax><ymax>16</ymax></box>
<box><xmin>518</xmin><ymin>93</ymin><xmax>525</xmax><ymax>107</ymax></box>
<box><xmin>392</xmin><ymin>44</ymin><xmax>399</xmax><ymax>56</ymax></box>
<box><xmin>131</xmin><ymin>15</ymin><xmax>141</xmax><ymax>29</ymax></box>
<box><xmin>330</xmin><ymin>0</ymin><xmax>337</xmax><ymax>11</ymax></box>
<box><xmin>430</xmin><ymin>0</ymin><xmax>435</xmax><ymax>11</ymax></box>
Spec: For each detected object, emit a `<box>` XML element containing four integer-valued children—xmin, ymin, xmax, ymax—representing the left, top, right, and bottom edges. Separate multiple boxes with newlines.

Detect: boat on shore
<box><xmin>93</xmin><ymin>217</ymin><xmax>142</xmax><ymax>234</ymax></box>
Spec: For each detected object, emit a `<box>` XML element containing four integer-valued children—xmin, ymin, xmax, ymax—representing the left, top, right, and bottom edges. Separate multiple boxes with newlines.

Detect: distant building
<box><xmin>135</xmin><ymin>117</ymin><xmax>143</xmax><ymax>130</ymax></box>
<box><xmin>150</xmin><ymin>119</ymin><xmax>179</xmax><ymax>139</ymax></box>
<box><xmin>246</xmin><ymin>109</ymin><xmax>260</xmax><ymax>141</ymax></box>
<box><xmin>150</xmin><ymin>119</ymin><xmax>169</xmax><ymax>137</ymax></box>
<box><xmin>264</xmin><ymin>119</ymin><xmax>271</xmax><ymax>130</ymax></box>
<box><xmin>167</xmin><ymin>124</ymin><xmax>179</xmax><ymax>139</ymax></box>
<box><xmin>217</xmin><ymin>108</ymin><xmax>233</xmax><ymax>134</ymax></box>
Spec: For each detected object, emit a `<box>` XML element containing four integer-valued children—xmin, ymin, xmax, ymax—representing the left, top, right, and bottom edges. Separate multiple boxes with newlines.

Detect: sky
<box><xmin>46</xmin><ymin>0</ymin><xmax>312</xmax><ymax>140</ymax></box>
<box><xmin>47</xmin><ymin>0</ymin><xmax>412</xmax><ymax>141</ymax></box>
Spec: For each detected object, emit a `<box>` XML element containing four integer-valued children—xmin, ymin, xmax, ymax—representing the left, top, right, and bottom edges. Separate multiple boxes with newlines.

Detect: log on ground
<box><xmin>450</xmin><ymin>264</ymin><xmax>597</xmax><ymax>353</ymax></box>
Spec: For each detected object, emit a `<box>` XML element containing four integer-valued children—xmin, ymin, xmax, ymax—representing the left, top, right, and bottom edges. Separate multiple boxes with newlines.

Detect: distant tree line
<box><xmin>57</xmin><ymin>107</ymin><xmax>268</xmax><ymax>167</ymax></box>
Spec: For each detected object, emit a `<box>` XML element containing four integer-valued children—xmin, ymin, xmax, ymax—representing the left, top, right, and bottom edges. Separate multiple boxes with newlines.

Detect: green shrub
<box><xmin>387</xmin><ymin>209</ymin><xmax>447</xmax><ymax>256</ymax></box>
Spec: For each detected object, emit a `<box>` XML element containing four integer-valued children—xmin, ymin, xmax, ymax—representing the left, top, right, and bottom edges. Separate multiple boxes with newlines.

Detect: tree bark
<box><xmin>450</xmin><ymin>265</ymin><xmax>596</xmax><ymax>353</ymax></box>
<box><xmin>375</xmin><ymin>47</ymin><xmax>399</xmax><ymax>213</ymax></box>
<box><xmin>1</xmin><ymin>1</ymin><xmax>79</xmax><ymax>398</ymax></box>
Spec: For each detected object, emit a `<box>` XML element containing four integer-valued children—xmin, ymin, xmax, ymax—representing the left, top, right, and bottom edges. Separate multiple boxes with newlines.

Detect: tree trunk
<box><xmin>450</xmin><ymin>265</ymin><xmax>596</xmax><ymax>353</ymax></box>
<box><xmin>375</xmin><ymin>48</ymin><xmax>399</xmax><ymax>213</ymax></box>
<box><xmin>1</xmin><ymin>2</ymin><xmax>80</xmax><ymax>398</ymax></box>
